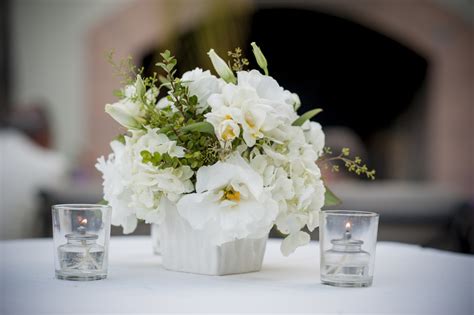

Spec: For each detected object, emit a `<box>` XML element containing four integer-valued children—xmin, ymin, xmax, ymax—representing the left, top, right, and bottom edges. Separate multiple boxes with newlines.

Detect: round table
<box><xmin>1</xmin><ymin>237</ymin><xmax>472</xmax><ymax>314</ymax></box>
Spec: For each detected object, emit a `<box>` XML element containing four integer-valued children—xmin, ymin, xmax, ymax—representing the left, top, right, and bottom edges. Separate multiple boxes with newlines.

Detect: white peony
<box><xmin>181</xmin><ymin>68</ymin><xmax>224</xmax><ymax>113</ymax></box>
<box><xmin>176</xmin><ymin>154</ymin><xmax>278</xmax><ymax>245</ymax></box>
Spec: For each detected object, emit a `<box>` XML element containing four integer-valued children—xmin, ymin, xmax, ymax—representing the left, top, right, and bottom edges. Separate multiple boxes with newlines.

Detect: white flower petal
<box><xmin>281</xmin><ymin>231</ymin><xmax>311</xmax><ymax>256</ymax></box>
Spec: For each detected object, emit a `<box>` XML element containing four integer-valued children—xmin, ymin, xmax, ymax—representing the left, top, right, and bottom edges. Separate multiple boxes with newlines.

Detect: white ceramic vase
<box><xmin>151</xmin><ymin>223</ymin><xmax>161</xmax><ymax>255</ymax></box>
<box><xmin>159</xmin><ymin>207</ymin><xmax>268</xmax><ymax>276</ymax></box>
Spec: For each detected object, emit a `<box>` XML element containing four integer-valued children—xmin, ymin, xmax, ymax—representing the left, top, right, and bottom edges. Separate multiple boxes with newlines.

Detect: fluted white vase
<box><xmin>151</xmin><ymin>223</ymin><xmax>161</xmax><ymax>255</ymax></box>
<box><xmin>159</xmin><ymin>206</ymin><xmax>267</xmax><ymax>276</ymax></box>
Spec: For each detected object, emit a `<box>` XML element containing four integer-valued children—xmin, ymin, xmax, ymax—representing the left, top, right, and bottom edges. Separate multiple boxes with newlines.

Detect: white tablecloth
<box><xmin>1</xmin><ymin>237</ymin><xmax>473</xmax><ymax>314</ymax></box>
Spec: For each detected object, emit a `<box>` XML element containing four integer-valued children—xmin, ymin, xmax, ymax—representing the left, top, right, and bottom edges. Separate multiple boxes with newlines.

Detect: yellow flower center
<box><xmin>221</xmin><ymin>125</ymin><xmax>235</xmax><ymax>141</ymax></box>
<box><xmin>223</xmin><ymin>187</ymin><xmax>241</xmax><ymax>202</ymax></box>
<box><xmin>245</xmin><ymin>114</ymin><xmax>256</xmax><ymax>129</ymax></box>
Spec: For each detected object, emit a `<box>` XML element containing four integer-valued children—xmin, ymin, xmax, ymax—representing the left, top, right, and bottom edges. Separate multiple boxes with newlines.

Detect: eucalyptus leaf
<box><xmin>324</xmin><ymin>185</ymin><xmax>342</xmax><ymax>206</ymax></box>
<box><xmin>292</xmin><ymin>108</ymin><xmax>323</xmax><ymax>126</ymax></box>
<box><xmin>97</xmin><ymin>199</ymin><xmax>108</xmax><ymax>205</ymax></box>
<box><xmin>181</xmin><ymin>122</ymin><xmax>215</xmax><ymax>135</ymax></box>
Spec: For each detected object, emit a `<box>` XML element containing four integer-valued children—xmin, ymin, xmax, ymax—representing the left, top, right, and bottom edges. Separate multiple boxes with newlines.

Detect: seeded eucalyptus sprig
<box><xmin>227</xmin><ymin>47</ymin><xmax>249</xmax><ymax>72</ymax></box>
<box><xmin>319</xmin><ymin>147</ymin><xmax>376</xmax><ymax>180</ymax></box>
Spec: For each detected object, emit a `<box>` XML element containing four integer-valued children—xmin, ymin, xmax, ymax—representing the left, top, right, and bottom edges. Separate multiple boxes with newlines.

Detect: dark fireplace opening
<box><xmin>141</xmin><ymin>7</ymin><xmax>429</xmax><ymax>180</ymax></box>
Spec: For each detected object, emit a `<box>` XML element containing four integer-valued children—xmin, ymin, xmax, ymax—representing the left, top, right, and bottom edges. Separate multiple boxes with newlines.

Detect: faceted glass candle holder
<box><xmin>52</xmin><ymin>204</ymin><xmax>111</xmax><ymax>281</ymax></box>
<box><xmin>319</xmin><ymin>210</ymin><xmax>379</xmax><ymax>287</ymax></box>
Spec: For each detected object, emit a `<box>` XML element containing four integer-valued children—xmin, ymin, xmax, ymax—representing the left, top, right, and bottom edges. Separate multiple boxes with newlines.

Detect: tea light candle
<box><xmin>324</xmin><ymin>221</ymin><xmax>370</xmax><ymax>277</ymax></box>
<box><xmin>57</xmin><ymin>216</ymin><xmax>105</xmax><ymax>273</ymax></box>
<box><xmin>53</xmin><ymin>205</ymin><xmax>111</xmax><ymax>281</ymax></box>
<box><xmin>319</xmin><ymin>211</ymin><xmax>379</xmax><ymax>287</ymax></box>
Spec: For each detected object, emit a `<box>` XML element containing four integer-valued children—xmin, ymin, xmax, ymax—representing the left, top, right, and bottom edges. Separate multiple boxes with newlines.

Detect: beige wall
<box><xmin>11</xmin><ymin>0</ymin><xmax>133</xmax><ymax>160</ymax></box>
<box><xmin>259</xmin><ymin>0</ymin><xmax>473</xmax><ymax>195</ymax></box>
<box><xmin>11</xmin><ymin>0</ymin><xmax>473</xmax><ymax>195</ymax></box>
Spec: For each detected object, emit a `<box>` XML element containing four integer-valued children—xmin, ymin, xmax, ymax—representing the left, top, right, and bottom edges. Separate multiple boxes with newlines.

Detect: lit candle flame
<box><xmin>345</xmin><ymin>222</ymin><xmax>351</xmax><ymax>231</ymax></box>
<box><xmin>80</xmin><ymin>218</ymin><xmax>88</xmax><ymax>226</ymax></box>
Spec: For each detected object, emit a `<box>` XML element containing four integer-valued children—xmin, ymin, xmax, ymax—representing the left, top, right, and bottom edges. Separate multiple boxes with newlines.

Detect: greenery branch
<box><xmin>318</xmin><ymin>147</ymin><xmax>376</xmax><ymax>180</ymax></box>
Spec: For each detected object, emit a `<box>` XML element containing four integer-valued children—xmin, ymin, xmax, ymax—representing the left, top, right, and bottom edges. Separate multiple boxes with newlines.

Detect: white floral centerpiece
<box><xmin>97</xmin><ymin>43</ymin><xmax>374</xmax><ymax>275</ymax></box>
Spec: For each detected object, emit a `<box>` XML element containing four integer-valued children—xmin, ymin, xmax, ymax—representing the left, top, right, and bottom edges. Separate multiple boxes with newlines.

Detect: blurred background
<box><xmin>1</xmin><ymin>0</ymin><xmax>473</xmax><ymax>253</ymax></box>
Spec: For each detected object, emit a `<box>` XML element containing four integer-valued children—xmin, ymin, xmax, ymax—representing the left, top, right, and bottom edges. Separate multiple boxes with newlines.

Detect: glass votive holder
<box><xmin>319</xmin><ymin>210</ymin><xmax>379</xmax><ymax>287</ymax></box>
<box><xmin>52</xmin><ymin>204</ymin><xmax>111</xmax><ymax>281</ymax></box>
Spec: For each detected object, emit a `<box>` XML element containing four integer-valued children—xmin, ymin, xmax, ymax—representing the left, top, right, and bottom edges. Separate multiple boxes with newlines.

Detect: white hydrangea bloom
<box><xmin>96</xmin><ymin>128</ymin><xmax>194</xmax><ymax>232</ymax></box>
<box><xmin>176</xmin><ymin>154</ymin><xmax>278</xmax><ymax>245</ymax></box>
<box><xmin>237</xmin><ymin>70</ymin><xmax>298</xmax><ymax>124</ymax></box>
<box><xmin>302</xmin><ymin>121</ymin><xmax>325</xmax><ymax>157</ymax></box>
<box><xmin>249</xmin><ymin>125</ymin><xmax>325</xmax><ymax>256</ymax></box>
<box><xmin>181</xmin><ymin>68</ymin><xmax>224</xmax><ymax>113</ymax></box>
<box><xmin>96</xmin><ymin>141</ymin><xmax>138</xmax><ymax>233</ymax></box>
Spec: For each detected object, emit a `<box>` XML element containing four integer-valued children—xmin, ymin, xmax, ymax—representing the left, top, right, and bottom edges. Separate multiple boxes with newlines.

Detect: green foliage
<box><xmin>106</xmin><ymin>50</ymin><xmax>141</xmax><ymax>86</ymax></box>
<box><xmin>292</xmin><ymin>108</ymin><xmax>323</xmax><ymax>126</ymax></box>
<box><xmin>141</xmin><ymin>150</ymin><xmax>182</xmax><ymax>169</ymax></box>
<box><xmin>324</xmin><ymin>186</ymin><xmax>342</xmax><ymax>206</ymax></box>
<box><xmin>97</xmin><ymin>199</ymin><xmax>109</xmax><ymax>205</ymax></box>
<box><xmin>180</xmin><ymin>122</ymin><xmax>215</xmax><ymax>135</ymax></box>
<box><xmin>115</xmin><ymin>134</ymin><xmax>126</xmax><ymax>144</ymax></box>
<box><xmin>319</xmin><ymin>147</ymin><xmax>376</xmax><ymax>180</ymax></box>
<box><xmin>227</xmin><ymin>47</ymin><xmax>249</xmax><ymax>72</ymax></box>
<box><xmin>141</xmin><ymin>51</ymin><xmax>221</xmax><ymax>172</ymax></box>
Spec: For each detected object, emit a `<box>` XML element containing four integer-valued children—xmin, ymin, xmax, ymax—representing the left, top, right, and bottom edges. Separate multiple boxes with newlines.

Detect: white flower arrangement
<box><xmin>97</xmin><ymin>44</ymin><xmax>375</xmax><ymax>255</ymax></box>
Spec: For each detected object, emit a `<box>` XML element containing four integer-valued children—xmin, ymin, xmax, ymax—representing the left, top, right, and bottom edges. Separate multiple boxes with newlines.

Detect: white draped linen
<box><xmin>1</xmin><ymin>237</ymin><xmax>472</xmax><ymax>314</ymax></box>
